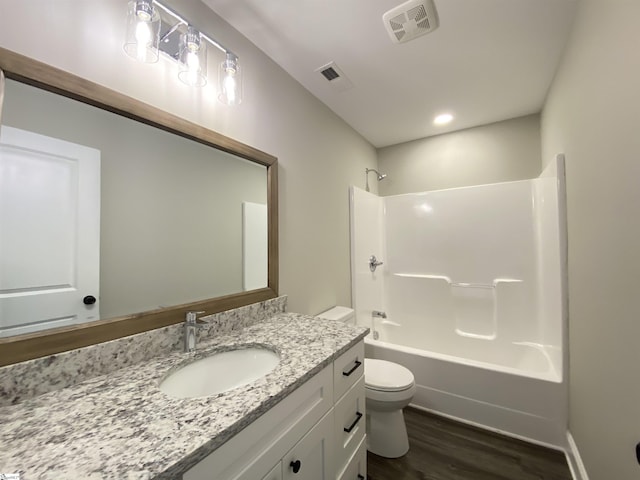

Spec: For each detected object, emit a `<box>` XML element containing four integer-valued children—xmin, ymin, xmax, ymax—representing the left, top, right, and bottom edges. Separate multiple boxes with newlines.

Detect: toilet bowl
<box><xmin>365</xmin><ymin>358</ymin><xmax>415</xmax><ymax>458</ymax></box>
<box><xmin>316</xmin><ymin>306</ymin><xmax>416</xmax><ymax>459</ymax></box>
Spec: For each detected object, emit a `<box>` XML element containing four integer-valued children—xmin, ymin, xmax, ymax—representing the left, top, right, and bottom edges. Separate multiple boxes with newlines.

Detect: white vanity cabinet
<box><xmin>183</xmin><ymin>340</ymin><xmax>365</xmax><ymax>480</ymax></box>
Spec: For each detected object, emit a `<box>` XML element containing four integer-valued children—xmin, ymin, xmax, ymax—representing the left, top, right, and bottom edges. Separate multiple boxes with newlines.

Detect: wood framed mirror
<box><xmin>0</xmin><ymin>47</ymin><xmax>278</xmax><ymax>367</ymax></box>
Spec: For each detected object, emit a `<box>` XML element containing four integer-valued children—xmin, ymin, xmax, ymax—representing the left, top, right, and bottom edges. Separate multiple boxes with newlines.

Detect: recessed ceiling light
<box><xmin>434</xmin><ymin>113</ymin><xmax>453</xmax><ymax>125</ymax></box>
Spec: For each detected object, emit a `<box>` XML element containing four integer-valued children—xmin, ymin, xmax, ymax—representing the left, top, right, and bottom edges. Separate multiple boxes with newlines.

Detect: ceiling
<box><xmin>204</xmin><ymin>0</ymin><xmax>578</xmax><ymax>148</ymax></box>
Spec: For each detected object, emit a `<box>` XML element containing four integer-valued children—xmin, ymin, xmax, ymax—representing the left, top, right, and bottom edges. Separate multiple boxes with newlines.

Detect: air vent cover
<box><xmin>315</xmin><ymin>62</ymin><xmax>354</xmax><ymax>92</ymax></box>
<box><xmin>383</xmin><ymin>0</ymin><xmax>439</xmax><ymax>44</ymax></box>
<box><xmin>320</xmin><ymin>66</ymin><xmax>340</xmax><ymax>81</ymax></box>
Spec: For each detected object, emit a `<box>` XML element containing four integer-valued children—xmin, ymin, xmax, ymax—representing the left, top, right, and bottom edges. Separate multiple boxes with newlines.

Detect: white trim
<box><xmin>566</xmin><ymin>431</ymin><xmax>590</xmax><ymax>480</ymax></box>
<box><xmin>409</xmin><ymin>403</ymin><xmax>565</xmax><ymax>453</ymax></box>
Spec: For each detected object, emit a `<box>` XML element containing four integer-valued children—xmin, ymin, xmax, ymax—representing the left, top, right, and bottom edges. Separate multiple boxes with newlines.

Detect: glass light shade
<box><xmin>178</xmin><ymin>27</ymin><xmax>207</xmax><ymax>87</ymax></box>
<box><xmin>123</xmin><ymin>0</ymin><xmax>161</xmax><ymax>63</ymax></box>
<box><xmin>218</xmin><ymin>53</ymin><xmax>243</xmax><ymax>106</ymax></box>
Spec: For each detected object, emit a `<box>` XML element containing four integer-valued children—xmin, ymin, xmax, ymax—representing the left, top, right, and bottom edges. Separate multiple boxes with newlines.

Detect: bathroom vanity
<box><xmin>0</xmin><ymin>299</ymin><xmax>368</xmax><ymax>479</ymax></box>
<box><xmin>184</xmin><ymin>341</ymin><xmax>366</xmax><ymax>480</ymax></box>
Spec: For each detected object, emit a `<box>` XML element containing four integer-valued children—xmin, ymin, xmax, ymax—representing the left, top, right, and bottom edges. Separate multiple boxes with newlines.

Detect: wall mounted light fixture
<box><xmin>123</xmin><ymin>0</ymin><xmax>243</xmax><ymax>105</ymax></box>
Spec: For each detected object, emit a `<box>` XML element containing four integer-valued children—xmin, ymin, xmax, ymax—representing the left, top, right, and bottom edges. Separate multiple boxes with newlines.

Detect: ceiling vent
<box><xmin>383</xmin><ymin>0</ymin><xmax>439</xmax><ymax>44</ymax></box>
<box><xmin>315</xmin><ymin>62</ymin><xmax>354</xmax><ymax>92</ymax></box>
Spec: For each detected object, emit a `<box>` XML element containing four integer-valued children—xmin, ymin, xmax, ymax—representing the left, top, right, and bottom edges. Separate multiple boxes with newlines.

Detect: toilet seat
<box><xmin>365</xmin><ymin>358</ymin><xmax>414</xmax><ymax>392</ymax></box>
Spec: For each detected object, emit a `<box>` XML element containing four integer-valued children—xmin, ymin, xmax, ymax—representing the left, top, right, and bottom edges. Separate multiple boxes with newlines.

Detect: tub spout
<box><xmin>372</xmin><ymin>310</ymin><xmax>387</xmax><ymax>319</ymax></box>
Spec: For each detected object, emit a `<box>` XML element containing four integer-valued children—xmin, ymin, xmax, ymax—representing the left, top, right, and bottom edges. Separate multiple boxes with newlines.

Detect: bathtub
<box><xmin>364</xmin><ymin>325</ymin><xmax>567</xmax><ymax>448</ymax></box>
<box><xmin>350</xmin><ymin>158</ymin><xmax>568</xmax><ymax>448</ymax></box>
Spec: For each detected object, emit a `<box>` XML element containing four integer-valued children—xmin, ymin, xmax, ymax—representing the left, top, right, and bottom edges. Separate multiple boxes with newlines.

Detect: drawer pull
<box><xmin>290</xmin><ymin>460</ymin><xmax>301</xmax><ymax>474</ymax></box>
<box><xmin>342</xmin><ymin>360</ymin><xmax>362</xmax><ymax>377</ymax></box>
<box><xmin>358</xmin><ymin>475</ymin><xmax>365</xmax><ymax>480</ymax></box>
<box><xmin>344</xmin><ymin>411</ymin><xmax>363</xmax><ymax>433</ymax></box>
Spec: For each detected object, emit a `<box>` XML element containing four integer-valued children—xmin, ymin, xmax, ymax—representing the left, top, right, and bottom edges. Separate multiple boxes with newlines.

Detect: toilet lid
<box><xmin>364</xmin><ymin>359</ymin><xmax>415</xmax><ymax>392</ymax></box>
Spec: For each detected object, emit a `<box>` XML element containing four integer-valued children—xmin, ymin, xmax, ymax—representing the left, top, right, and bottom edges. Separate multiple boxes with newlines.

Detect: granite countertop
<box><xmin>0</xmin><ymin>312</ymin><xmax>368</xmax><ymax>479</ymax></box>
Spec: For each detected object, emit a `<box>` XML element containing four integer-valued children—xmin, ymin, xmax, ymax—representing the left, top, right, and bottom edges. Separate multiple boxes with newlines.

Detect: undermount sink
<box><xmin>160</xmin><ymin>346</ymin><xmax>280</xmax><ymax>399</ymax></box>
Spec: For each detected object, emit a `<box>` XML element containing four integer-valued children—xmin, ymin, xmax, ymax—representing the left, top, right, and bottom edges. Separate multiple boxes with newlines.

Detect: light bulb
<box><xmin>222</xmin><ymin>70</ymin><xmax>237</xmax><ymax>104</ymax></box>
<box><xmin>135</xmin><ymin>21</ymin><xmax>152</xmax><ymax>61</ymax></box>
<box><xmin>434</xmin><ymin>113</ymin><xmax>454</xmax><ymax>125</ymax></box>
<box><xmin>218</xmin><ymin>53</ymin><xmax>242</xmax><ymax>105</ymax></box>
<box><xmin>185</xmin><ymin>51</ymin><xmax>201</xmax><ymax>85</ymax></box>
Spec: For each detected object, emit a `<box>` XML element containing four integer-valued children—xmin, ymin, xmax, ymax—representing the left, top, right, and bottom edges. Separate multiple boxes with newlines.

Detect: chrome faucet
<box><xmin>372</xmin><ymin>310</ymin><xmax>387</xmax><ymax>319</ymax></box>
<box><xmin>184</xmin><ymin>310</ymin><xmax>206</xmax><ymax>353</ymax></box>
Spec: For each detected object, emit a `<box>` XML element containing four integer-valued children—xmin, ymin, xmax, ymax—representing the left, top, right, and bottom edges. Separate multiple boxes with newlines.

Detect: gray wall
<box><xmin>541</xmin><ymin>0</ymin><xmax>640</xmax><ymax>478</ymax></box>
<box><xmin>377</xmin><ymin>114</ymin><xmax>541</xmax><ymax>195</ymax></box>
<box><xmin>0</xmin><ymin>0</ymin><xmax>378</xmax><ymax>316</ymax></box>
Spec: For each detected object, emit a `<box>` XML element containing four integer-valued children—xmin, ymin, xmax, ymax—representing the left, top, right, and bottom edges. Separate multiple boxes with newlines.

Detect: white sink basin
<box><xmin>160</xmin><ymin>346</ymin><xmax>280</xmax><ymax>399</ymax></box>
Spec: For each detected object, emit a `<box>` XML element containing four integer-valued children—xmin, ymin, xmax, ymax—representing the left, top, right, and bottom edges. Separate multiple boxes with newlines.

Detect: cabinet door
<box><xmin>261</xmin><ymin>462</ymin><xmax>282</xmax><ymax>480</ymax></box>
<box><xmin>282</xmin><ymin>410</ymin><xmax>335</xmax><ymax>480</ymax></box>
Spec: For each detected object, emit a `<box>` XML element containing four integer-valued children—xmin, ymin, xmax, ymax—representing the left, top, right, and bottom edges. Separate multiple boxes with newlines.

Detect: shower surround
<box><xmin>350</xmin><ymin>156</ymin><xmax>567</xmax><ymax>448</ymax></box>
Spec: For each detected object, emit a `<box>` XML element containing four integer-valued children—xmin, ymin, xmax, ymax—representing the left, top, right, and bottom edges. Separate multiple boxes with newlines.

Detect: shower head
<box><xmin>365</xmin><ymin>168</ymin><xmax>387</xmax><ymax>191</ymax></box>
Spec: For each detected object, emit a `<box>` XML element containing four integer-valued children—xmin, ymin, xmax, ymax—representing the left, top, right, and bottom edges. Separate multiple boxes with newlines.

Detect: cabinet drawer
<box><xmin>337</xmin><ymin>435</ymin><xmax>367</xmax><ymax>480</ymax></box>
<box><xmin>334</xmin><ymin>376</ymin><xmax>366</xmax><ymax>473</ymax></box>
<box><xmin>333</xmin><ymin>341</ymin><xmax>365</xmax><ymax>402</ymax></box>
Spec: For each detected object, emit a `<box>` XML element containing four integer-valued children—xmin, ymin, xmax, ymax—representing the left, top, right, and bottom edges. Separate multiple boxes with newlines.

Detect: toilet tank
<box><xmin>316</xmin><ymin>306</ymin><xmax>355</xmax><ymax>325</ymax></box>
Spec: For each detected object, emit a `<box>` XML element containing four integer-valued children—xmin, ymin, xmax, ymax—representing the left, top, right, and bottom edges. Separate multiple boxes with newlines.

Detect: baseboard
<box><xmin>408</xmin><ymin>403</ymin><xmax>564</xmax><ymax>453</ymax></box>
<box><xmin>411</xmin><ymin>384</ymin><xmax>566</xmax><ymax>448</ymax></box>
<box><xmin>566</xmin><ymin>431</ymin><xmax>589</xmax><ymax>480</ymax></box>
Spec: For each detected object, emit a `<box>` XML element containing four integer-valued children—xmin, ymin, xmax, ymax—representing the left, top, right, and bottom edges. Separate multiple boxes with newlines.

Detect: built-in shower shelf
<box><xmin>393</xmin><ymin>273</ymin><xmax>523</xmax><ymax>288</ymax></box>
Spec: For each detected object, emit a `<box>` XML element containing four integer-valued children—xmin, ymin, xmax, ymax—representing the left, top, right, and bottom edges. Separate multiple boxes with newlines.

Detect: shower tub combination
<box><xmin>350</xmin><ymin>156</ymin><xmax>567</xmax><ymax>448</ymax></box>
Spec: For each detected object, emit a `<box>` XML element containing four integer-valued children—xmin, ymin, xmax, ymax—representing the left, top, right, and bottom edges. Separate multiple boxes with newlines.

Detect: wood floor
<box><xmin>367</xmin><ymin>408</ymin><xmax>572</xmax><ymax>480</ymax></box>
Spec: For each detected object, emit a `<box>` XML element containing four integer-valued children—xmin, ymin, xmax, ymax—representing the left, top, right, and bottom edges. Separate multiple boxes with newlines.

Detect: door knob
<box><xmin>83</xmin><ymin>295</ymin><xmax>97</xmax><ymax>305</ymax></box>
<box><xmin>289</xmin><ymin>460</ymin><xmax>301</xmax><ymax>473</ymax></box>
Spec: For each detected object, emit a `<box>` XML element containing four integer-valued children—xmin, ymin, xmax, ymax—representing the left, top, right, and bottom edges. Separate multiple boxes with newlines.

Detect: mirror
<box><xmin>0</xmin><ymin>47</ymin><xmax>278</xmax><ymax>366</ymax></box>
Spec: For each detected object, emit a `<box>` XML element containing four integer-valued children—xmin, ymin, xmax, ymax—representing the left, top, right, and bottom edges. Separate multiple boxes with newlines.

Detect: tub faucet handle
<box><xmin>369</xmin><ymin>255</ymin><xmax>384</xmax><ymax>272</ymax></box>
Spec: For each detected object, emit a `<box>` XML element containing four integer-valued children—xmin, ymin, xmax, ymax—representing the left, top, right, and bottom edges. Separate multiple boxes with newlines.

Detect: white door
<box><xmin>243</xmin><ymin>201</ymin><xmax>268</xmax><ymax>291</ymax></box>
<box><xmin>0</xmin><ymin>125</ymin><xmax>100</xmax><ymax>337</ymax></box>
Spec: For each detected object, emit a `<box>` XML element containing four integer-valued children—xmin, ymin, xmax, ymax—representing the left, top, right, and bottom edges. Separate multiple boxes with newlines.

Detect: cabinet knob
<box><xmin>289</xmin><ymin>460</ymin><xmax>301</xmax><ymax>473</ymax></box>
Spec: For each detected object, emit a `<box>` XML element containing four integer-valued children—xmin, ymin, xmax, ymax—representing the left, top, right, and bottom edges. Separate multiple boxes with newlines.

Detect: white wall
<box><xmin>541</xmin><ymin>1</ymin><xmax>640</xmax><ymax>478</ymax></box>
<box><xmin>0</xmin><ymin>0</ymin><xmax>377</xmax><ymax>315</ymax></box>
<box><xmin>377</xmin><ymin>114</ymin><xmax>541</xmax><ymax>196</ymax></box>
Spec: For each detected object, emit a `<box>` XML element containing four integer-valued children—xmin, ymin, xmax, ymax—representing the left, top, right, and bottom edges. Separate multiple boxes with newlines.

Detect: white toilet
<box><xmin>316</xmin><ymin>306</ymin><xmax>416</xmax><ymax>458</ymax></box>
